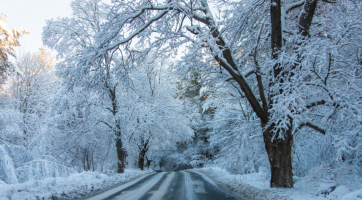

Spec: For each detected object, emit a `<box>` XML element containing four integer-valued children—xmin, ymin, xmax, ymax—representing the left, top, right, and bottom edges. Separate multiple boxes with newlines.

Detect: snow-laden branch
<box><xmin>17</xmin><ymin>159</ymin><xmax>76</xmax><ymax>172</ymax></box>
<box><xmin>305</xmin><ymin>99</ymin><xmax>327</xmax><ymax>109</ymax></box>
<box><xmin>294</xmin><ymin>120</ymin><xmax>326</xmax><ymax>135</ymax></box>
<box><xmin>106</xmin><ymin>10</ymin><xmax>169</xmax><ymax>50</ymax></box>
<box><xmin>285</xmin><ymin>0</ymin><xmax>305</xmax><ymax>13</ymax></box>
<box><xmin>321</xmin><ymin>0</ymin><xmax>337</xmax><ymax>3</ymax></box>
<box><xmin>98</xmin><ymin>120</ymin><xmax>114</xmax><ymax>131</ymax></box>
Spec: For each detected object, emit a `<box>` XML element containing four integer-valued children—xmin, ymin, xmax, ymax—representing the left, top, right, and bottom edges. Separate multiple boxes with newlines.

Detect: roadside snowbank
<box><xmin>195</xmin><ymin>167</ymin><xmax>362</xmax><ymax>200</ymax></box>
<box><xmin>0</xmin><ymin>169</ymin><xmax>148</xmax><ymax>200</ymax></box>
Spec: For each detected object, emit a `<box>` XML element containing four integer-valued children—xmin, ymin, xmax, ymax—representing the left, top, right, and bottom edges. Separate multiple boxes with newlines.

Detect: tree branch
<box><xmin>99</xmin><ymin>120</ymin><xmax>114</xmax><ymax>131</ymax></box>
<box><xmin>296</xmin><ymin>121</ymin><xmax>326</xmax><ymax>135</ymax></box>
<box><xmin>305</xmin><ymin>99</ymin><xmax>326</xmax><ymax>109</ymax></box>
<box><xmin>285</xmin><ymin>0</ymin><xmax>305</xmax><ymax>13</ymax></box>
<box><xmin>321</xmin><ymin>0</ymin><xmax>337</xmax><ymax>3</ymax></box>
<box><xmin>192</xmin><ymin>14</ymin><xmax>268</xmax><ymax>122</ymax></box>
<box><xmin>324</xmin><ymin>53</ymin><xmax>332</xmax><ymax>85</ymax></box>
<box><xmin>254</xmin><ymin>23</ymin><xmax>268</xmax><ymax>113</ymax></box>
<box><xmin>107</xmin><ymin>10</ymin><xmax>168</xmax><ymax>50</ymax></box>
<box><xmin>227</xmin><ymin>80</ymin><xmax>245</xmax><ymax>98</ymax></box>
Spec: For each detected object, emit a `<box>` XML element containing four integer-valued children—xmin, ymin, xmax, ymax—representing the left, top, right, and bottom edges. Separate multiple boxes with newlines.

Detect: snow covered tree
<box><xmin>42</xmin><ymin>0</ymin><xmax>131</xmax><ymax>173</ymax></box>
<box><xmin>43</xmin><ymin>0</ymin><xmax>193</xmax><ymax>173</ymax></box>
<box><xmin>0</xmin><ymin>13</ymin><xmax>28</xmax><ymax>81</ymax></box>
<box><xmin>0</xmin><ymin>48</ymin><xmax>66</xmax><ymax>183</ymax></box>
<box><xmin>126</xmin><ymin>53</ymin><xmax>193</xmax><ymax>170</ymax></box>
<box><xmin>53</xmin><ymin>0</ymin><xmax>362</xmax><ymax>188</ymax></box>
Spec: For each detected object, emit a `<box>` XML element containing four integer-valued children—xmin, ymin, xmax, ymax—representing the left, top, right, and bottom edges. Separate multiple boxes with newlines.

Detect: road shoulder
<box><xmin>191</xmin><ymin>168</ymin><xmax>291</xmax><ymax>200</ymax></box>
<box><xmin>186</xmin><ymin>169</ymin><xmax>249</xmax><ymax>200</ymax></box>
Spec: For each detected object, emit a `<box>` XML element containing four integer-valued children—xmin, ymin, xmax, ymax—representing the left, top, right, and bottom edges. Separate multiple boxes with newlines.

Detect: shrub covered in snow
<box><xmin>0</xmin><ymin>169</ymin><xmax>148</xmax><ymax>200</ymax></box>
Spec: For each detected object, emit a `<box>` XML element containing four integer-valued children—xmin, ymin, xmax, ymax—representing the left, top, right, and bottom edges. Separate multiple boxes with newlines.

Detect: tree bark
<box><xmin>104</xmin><ymin>82</ymin><xmax>128</xmax><ymax>173</ymax></box>
<box><xmin>146</xmin><ymin>157</ymin><xmax>152</xmax><ymax>169</ymax></box>
<box><xmin>298</xmin><ymin>0</ymin><xmax>318</xmax><ymax>37</ymax></box>
<box><xmin>137</xmin><ymin>137</ymin><xmax>150</xmax><ymax>170</ymax></box>
<box><xmin>271</xmin><ymin>0</ymin><xmax>283</xmax><ymax>60</ymax></box>
<box><xmin>262</xmin><ymin>121</ymin><xmax>294</xmax><ymax>187</ymax></box>
<box><xmin>138</xmin><ymin>149</ymin><xmax>146</xmax><ymax>170</ymax></box>
<box><xmin>267</xmin><ymin>0</ymin><xmax>294</xmax><ymax>188</ymax></box>
<box><xmin>116</xmin><ymin>137</ymin><xmax>127</xmax><ymax>173</ymax></box>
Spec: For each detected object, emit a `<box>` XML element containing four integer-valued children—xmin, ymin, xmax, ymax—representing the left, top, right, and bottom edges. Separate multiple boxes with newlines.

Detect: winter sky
<box><xmin>0</xmin><ymin>0</ymin><xmax>110</xmax><ymax>54</ymax></box>
<box><xmin>0</xmin><ymin>0</ymin><xmax>74</xmax><ymax>53</ymax></box>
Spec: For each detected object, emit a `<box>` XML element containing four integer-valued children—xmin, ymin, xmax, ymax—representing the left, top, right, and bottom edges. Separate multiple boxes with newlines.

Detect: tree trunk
<box><xmin>267</xmin><ymin>0</ymin><xmax>294</xmax><ymax>188</ymax></box>
<box><xmin>138</xmin><ymin>149</ymin><xmax>146</xmax><ymax>170</ymax></box>
<box><xmin>146</xmin><ymin>157</ymin><xmax>152</xmax><ymax>169</ymax></box>
<box><xmin>116</xmin><ymin>137</ymin><xmax>127</xmax><ymax>173</ymax></box>
<box><xmin>137</xmin><ymin>136</ymin><xmax>150</xmax><ymax>170</ymax></box>
<box><xmin>262</xmin><ymin>122</ymin><xmax>294</xmax><ymax>188</ymax></box>
<box><xmin>298</xmin><ymin>0</ymin><xmax>318</xmax><ymax>37</ymax></box>
<box><xmin>104</xmin><ymin>83</ymin><xmax>127</xmax><ymax>173</ymax></box>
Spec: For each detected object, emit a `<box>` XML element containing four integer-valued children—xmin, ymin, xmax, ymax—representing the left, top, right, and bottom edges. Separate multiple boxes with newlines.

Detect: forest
<box><xmin>1</xmin><ymin>0</ymin><xmax>362</xmax><ymax>199</ymax></box>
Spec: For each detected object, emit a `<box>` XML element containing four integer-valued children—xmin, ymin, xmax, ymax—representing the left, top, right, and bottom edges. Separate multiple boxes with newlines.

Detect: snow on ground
<box><xmin>195</xmin><ymin>167</ymin><xmax>362</xmax><ymax>200</ymax></box>
<box><xmin>0</xmin><ymin>169</ymin><xmax>149</xmax><ymax>200</ymax></box>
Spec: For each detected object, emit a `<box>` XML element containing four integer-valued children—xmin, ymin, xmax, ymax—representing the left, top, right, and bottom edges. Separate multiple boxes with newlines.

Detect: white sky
<box><xmin>0</xmin><ymin>0</ymin><xmax>75</xmax><ymax>53</ymax></box>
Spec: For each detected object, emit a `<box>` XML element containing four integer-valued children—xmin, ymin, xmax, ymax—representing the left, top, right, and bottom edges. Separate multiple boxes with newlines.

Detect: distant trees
<box><xmin>0</xmin><ymin>13</ymin><xmax>28</xmax><ymax>81</ymax></box>
<box><xmin>0</xmin><ymin>48</ymin><xmax>70</xmax><ymax>183</ymax></box>
<box><xmin>43</xmin><ymin>0</ymin><xmax>192</xmax><ymax>173</ymax></box>
<box><xmin>127</xmin><ymin>53</ymin><xmax>193</xmax><ymax>170</ymax></box>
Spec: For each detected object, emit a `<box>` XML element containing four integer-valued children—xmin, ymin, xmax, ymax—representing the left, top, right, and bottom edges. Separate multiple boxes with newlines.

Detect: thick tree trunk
<box><xmin>265</xmin><ymin>0</ymin><xmax>318</xmax><ymax>188</ymax></box>
<box><xmin>270</xmin><ymin>0</ymin><xmax>282</xmax><ymax>58</ymax></box>
<box><xmin>298</xmin><ymin>0</ymin><xmax>318</xmax><ymax>37</ymax></box>
<box><xmin>268</xmin><ymin>0</ymin><xmax>294</xmax><ymax>188</ymax></box>
<box><xmin>262</xmin><ymin>122</ymin><xmax>294</xmax><ymax>188</ymax></box>
<box><xmin>116</xmin><ymin>137</ymin><xmax>127</xmax><ymax>173</ymax></box>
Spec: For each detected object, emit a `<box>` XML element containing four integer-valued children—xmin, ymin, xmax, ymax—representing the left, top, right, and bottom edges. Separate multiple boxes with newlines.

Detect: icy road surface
<box><xmin>86</xmin><ymin>171</ymin><xmax>246</xmax><ymax>200</ymax></box>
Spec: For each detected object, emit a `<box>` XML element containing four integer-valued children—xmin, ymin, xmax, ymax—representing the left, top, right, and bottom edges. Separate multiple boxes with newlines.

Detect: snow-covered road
<box><xmin>86</xmin><ymin>171</ymin><xmax>246</xmax><ymax>200</ymax></box>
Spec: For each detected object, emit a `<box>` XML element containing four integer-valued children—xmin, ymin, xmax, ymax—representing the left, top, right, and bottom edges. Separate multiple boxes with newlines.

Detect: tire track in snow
<box><xmin>190</xmin><ymin>171</ymin><xmax>218</xmax><ymax>188</ymax></box>
<box><xmin>182</xmin><ymin>171</ymin><xmax>194</xmax><ymax>200</ymax></box>
<box><xmin>111</xmin><ymin>172</ymin><xmax>166</xmax><ymax>200</ymax></box>
<box><xmin>148</xmin><ymin>172</ymin><xmax>175</xmax><ymax>200</ymax></box>
<box><xmin>189</xmin><ymin>170</ymin><xmax>246</xmax><ymax>200</ymax></box>
<box><xmin>86</xmin><ymin>173</ymin><xmax>155</xmax><ymax>200</ymax></box>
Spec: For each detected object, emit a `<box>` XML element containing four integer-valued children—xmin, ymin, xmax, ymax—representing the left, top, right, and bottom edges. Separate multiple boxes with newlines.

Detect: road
<box><xmin>86</xmin><ymin>171</ymin><xmax>246</xmax><ymax>200</ymax></box>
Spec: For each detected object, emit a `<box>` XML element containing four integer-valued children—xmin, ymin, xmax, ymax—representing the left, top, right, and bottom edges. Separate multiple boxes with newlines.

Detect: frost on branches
<box><xmin>42</xmin><ymin>0</ymin><xmax>192</xmax><ymax>174</ymax></box>
<box><xmin>43</xmin><ymin>0</ymin><xmax>362</xmax><ymax>188</ymax></box>
<box><xmin>0</xmin><ymin>0</ymin><xmax>361</xmax><ymax>194</ymax></box>
<box><xmin>0</xmin><ymin>13</ymin><xmax>28</xmax><ymax>81</ymax></box>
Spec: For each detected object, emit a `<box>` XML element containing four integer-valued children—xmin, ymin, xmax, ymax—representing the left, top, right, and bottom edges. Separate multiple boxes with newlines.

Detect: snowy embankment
<box><xmin>195</xmin><ymin>167</ymin><xmax>362</xmax><ymax>200</ymax></box>
<box><xmin>0</xmin><ymin>169</ymin><xmax>149</xmax><ymax>200</ymax></box>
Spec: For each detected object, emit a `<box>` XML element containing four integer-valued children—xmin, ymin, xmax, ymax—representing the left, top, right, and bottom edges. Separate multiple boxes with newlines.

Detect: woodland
<box><xmin>0</xmin><ymin>0</ymin><xmax>361</xmax><ymax>190</ymax></box>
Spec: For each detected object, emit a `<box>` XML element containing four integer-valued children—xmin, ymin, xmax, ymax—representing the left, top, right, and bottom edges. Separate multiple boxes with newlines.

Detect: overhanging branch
<box><xmin>285</xmin><ymin>0</ymin><xmax>305</xmax><ymax>13</ymax></box>
<box><xmin>305</xmin><ymin>99</ymin><xmax>326</xmax><ymax>109</ymax></box>
<box><xmin>99</xmin><ymin>121</ymin><xmax>114</xmax><ymax>131</ymax></box>
<box><xmin>295</xmin><ymin>121</ymin><xmax>326</xmax><ymax>135</ymax></box>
